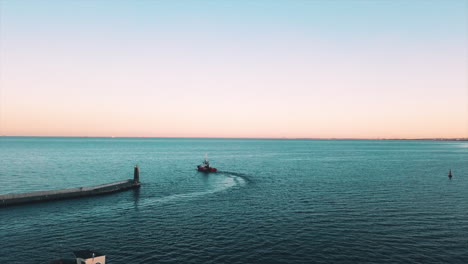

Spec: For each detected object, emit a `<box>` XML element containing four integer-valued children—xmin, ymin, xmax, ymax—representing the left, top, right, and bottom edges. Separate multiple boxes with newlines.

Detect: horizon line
<box><xmin>1</xmin><ymin>135</ymin><xmax>467</xmax><ymax>141</ymax></box>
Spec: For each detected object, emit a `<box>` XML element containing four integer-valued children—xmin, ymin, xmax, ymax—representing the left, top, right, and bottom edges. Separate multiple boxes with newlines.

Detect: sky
<box><xmin>0</xmin><ymin>0</ymin><xmax>467</xmax><ymax>138</ymax></box>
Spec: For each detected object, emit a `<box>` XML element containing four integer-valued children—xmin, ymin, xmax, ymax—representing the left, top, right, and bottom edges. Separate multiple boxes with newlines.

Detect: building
<box><xmin>74</xmin><ymin>250</ymin><xmax>106</xmax><ymax>264</ymax></box>
<box><xmin>50</xmin><ymin>250</ymin><xmax>106</xmax><ymax>264</ymax></box>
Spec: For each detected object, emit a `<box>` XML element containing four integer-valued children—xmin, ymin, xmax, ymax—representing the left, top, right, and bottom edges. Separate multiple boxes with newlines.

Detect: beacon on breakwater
<box><xmin>0</xmin><ymin>166</ymin><xmax>141</xmax><ymax>207</ymax></box>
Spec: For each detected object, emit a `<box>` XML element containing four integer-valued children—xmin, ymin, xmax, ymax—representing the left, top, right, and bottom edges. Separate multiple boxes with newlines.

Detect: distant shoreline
<box><xmin>1</xmin><ymin>136</ymin><xmax>467</xmax><ymax>141</ymax></box>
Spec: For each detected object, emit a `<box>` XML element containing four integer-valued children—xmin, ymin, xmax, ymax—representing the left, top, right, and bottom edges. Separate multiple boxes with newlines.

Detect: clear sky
<box><xmin>0</xmin><ymin>0</ymin><xmax>467</xmax><ymax>138</ymax></box>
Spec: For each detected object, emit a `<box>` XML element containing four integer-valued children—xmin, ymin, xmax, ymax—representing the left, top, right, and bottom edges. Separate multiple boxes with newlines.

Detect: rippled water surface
<box><xmin>1</xmin><ymin>137</ymin><xmax>467</xmax><ymax>263</ymax></box>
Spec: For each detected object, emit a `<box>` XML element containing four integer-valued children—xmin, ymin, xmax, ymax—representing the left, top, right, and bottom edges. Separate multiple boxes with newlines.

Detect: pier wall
<box><xmin>0</xmin><ymin>179</ymin><xmax>140</xmax><ymax>207</ymax></box>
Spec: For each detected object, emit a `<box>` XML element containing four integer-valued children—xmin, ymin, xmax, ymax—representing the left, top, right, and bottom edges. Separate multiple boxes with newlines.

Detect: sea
<box><xmin>0</xmin><ymin>137</ymin><xmax>467</xmax><ymax>264</ymax></box>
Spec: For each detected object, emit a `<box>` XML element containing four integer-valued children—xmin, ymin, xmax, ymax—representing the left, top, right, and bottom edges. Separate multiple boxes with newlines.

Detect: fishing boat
<box><xmin>197</xmin><ymin>155</ymin><xmax>217</xmax><ymax>172</ymax></box>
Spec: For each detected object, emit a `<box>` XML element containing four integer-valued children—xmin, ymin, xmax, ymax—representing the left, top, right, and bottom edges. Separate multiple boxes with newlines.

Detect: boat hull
<box><xmin>197</xmin><ymin>166</ymin><xmax>217</xmax><ymax>172</ymax></box>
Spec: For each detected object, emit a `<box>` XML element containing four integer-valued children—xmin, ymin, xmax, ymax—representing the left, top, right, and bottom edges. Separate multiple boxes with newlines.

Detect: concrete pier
<box><xmin>0</xmin><ymin>166</ymin><xmax>141</xmax><ymax>207</ymax></box>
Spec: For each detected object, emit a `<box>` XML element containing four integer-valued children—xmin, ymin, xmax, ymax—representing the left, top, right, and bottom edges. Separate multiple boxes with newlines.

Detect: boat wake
<box><xmin>132</xmin><ymin>171</ymin><xmax>249</xmax><ymax>209</ymax></box>
<box><xmin>217</xmin><ymin>171</ymin><xmax>253</xmax><ymax>184</ymax></box>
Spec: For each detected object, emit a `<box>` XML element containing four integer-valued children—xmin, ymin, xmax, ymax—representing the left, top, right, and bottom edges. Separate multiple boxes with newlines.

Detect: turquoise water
<box><xmin>1</xmin><ymin>137</ymin><xmax>467</xmax><ymax>263</ymax></box>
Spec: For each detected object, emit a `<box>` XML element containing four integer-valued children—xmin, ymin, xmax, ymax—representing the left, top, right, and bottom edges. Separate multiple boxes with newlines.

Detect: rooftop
<box><xmin>73</xmin><ymin>250</ymin><xmax>104</xmax><ymax>259</ymax></box>
<box><xmin>50</xmin><ymin>259</ymin><xmax>76</xmax><ymax>264</ymax></box>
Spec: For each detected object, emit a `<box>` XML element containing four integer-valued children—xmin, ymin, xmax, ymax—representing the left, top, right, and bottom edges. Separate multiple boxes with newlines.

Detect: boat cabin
<box><xmin>197</xmin><ymin>157</ymin><xmax>217</xmax><ymax>172</ymax></box>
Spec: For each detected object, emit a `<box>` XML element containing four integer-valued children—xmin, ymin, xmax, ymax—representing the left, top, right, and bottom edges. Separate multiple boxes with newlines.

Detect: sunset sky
<box><xmin>0</xmin><ymin>0</ymin><xmax>467</xmax><ymax>138</ymax></box>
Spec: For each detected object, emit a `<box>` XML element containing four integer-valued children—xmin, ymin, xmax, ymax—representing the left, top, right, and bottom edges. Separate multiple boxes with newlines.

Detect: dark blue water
<box><xmin>1</xmin><ymin>137</ymin><xmax>467</xmax><ymax>263</ymax></box>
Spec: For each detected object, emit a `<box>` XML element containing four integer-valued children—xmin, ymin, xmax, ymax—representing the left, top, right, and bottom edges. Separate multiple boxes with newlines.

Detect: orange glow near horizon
<box><xmin>1</xmin><ymin>1</ymin><xmax>467</xmax><ymax>139</ymax></box>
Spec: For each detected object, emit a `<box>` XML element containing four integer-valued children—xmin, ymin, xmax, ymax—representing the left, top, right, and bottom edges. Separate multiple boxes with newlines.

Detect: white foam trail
<box><xmin>153</xmin><ymin>176</ymin><xmax>236</xmax><ymax>204</ymax></box>
<box><xmin>134</xmin><ymin>172</ymin><xmax>243</xmax><ymax>208</ymax></box>
<box><xmin>39</xmin><ymin>173</ymin><xmax>247</xmax><ymax>221</ymax></box>
<box><xmin>233</xmin><ymin>175</ymin><xmax>246</xmax><ymax>187</ymax></box>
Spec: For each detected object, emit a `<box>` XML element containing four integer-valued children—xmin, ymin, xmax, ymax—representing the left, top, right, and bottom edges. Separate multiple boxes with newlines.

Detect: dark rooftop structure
<box><xmin>50</xmin><ymin>259</ymin><xmax>77</xmax><ymax>264</ymax></box>
<box><xmin>73</xmin><ymin>250</ymin><xmax>104</xmax><ymax>259</ymax></box>
<box><xmin>49</xmin><ymin>249</ymin><xmax>106</xmax><ymax>264</ymax></box>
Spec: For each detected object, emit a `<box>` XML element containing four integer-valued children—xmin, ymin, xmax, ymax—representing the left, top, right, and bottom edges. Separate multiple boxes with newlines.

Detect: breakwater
<box><xmin>0</xmin><ymin>166</ymin><xmax>141</xmax><ymax>207</ymax></box>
